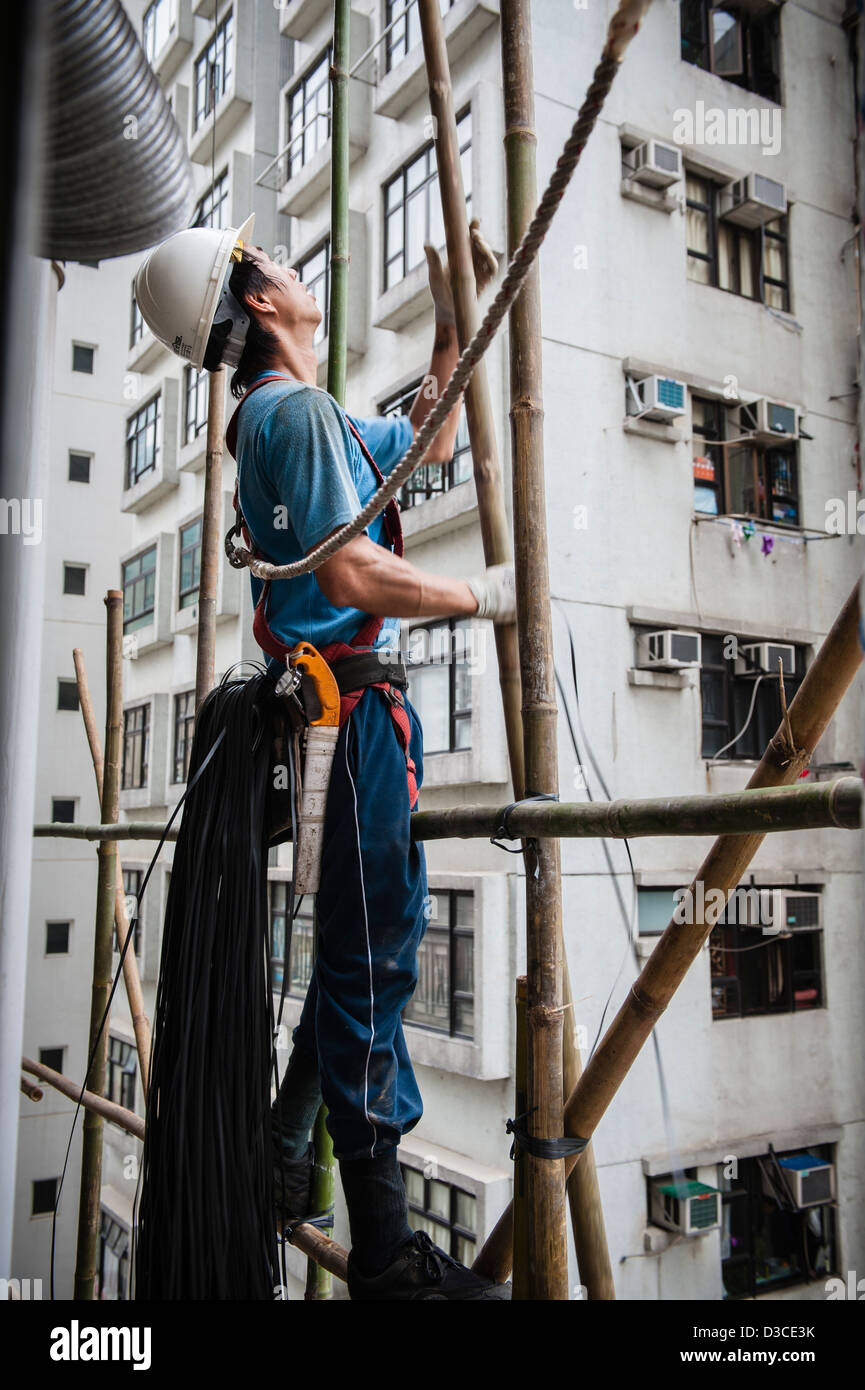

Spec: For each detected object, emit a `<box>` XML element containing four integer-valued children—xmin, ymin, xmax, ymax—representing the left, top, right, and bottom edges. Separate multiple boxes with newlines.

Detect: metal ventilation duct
<box><xmin>39</xmin><ymin>0</ymin><xmax>194</xmax><ymax>261</ymax></box>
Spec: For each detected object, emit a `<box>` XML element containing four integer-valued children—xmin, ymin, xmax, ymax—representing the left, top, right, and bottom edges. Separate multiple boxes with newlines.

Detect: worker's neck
<box><xmin>268</xmin><ymin>327</ymin><xmax>318</xmax><ymax>387</ymax></box>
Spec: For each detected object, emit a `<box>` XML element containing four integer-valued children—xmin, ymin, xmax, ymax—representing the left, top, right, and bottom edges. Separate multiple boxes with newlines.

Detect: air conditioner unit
<box><xmin>635</xmin><ymin>629</ymin><xmax>701</xmax><ymax>670</ymax></box>
<box><xmin>629</xmin><ymin>139</ymin><xmax>682</xmax><ymax>189</ymax></box>
<box><xmin>719</xmin><ymin>172</ymin><xmax>787</xmax><ymax>228</ymax></box>
<box><xmin>739</xmin><ymin>397</ymin><xmax>799</xmax><ymax>441</ymax></box>
<box><xmin>626</xmin><ymin>374</ymin><xmax>688</xmax><ymax>421</ymax></box>
<box><xmin>733</xmin><ymin>641</ymin><xmax>796</xmax><ymax>677</ymax></box>
<box><xmin>650</xmin><ymin>1180</ymin><xmax>721</xmax><ymax>1236</ymax></box>
<box><xmin>764</xmin><ymin>1154</ymin><xmax>835</xmax><ymax>1209</ymax></box>
<box><xmin>758</xmin><ymin>889</ymin><xmax>822</xmax><ymax>933</ymax></box>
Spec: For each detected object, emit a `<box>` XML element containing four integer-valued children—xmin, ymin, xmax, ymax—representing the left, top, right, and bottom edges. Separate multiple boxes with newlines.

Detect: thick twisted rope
<box><xmin>228</xmin><ymin>0</ymin><xmax>653</xmax><ymax>582</ymax></box>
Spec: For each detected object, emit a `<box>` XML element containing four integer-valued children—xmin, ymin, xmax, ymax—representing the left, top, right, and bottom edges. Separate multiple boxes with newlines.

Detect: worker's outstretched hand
<box><xmin>424</xmin><ymin>219</ymin><xmax>499</xmax><ymax>326</ymax></box>
<box><xmin>465</xmin><ymin>562</ymin><xmax>516</xmax><ymax>624</ymax></box>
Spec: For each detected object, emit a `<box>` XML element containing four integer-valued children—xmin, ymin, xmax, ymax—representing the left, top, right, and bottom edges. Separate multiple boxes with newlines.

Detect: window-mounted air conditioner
<box><xmin>719</xmin><ymin>173</ymin><xmax>787</xmax><ymax>228</ymax></box>
<box><xmin>628</xmin><ymin>139</ymin><xmax>682</xmax><ymax>189</ymax></box>
<box><xmin>635</xmin><ymin>629</ymin><xmax>701</xmax><ymax>670</ymax></box>
<box><xmin>739</xmin><ymin>397</ymin><xmax>799</xmax><ymax>441</ymax></box>
<box><xmin>757</xmin><ymin>889</ymin><xmax>822</xmax><ymax>933</ymax></box>
<box><xmin>650</xmin><ymin>1180</ymin><xmax>721</xmax><ymax>1236</ymax></box>
<box><xmin>626</xmin><ymin>374</ymin><xmax>688</xmax><ymax>421</ymax></box>
<box><xmin>763</xmin><ymin>1154</ymin><xmax>835</xmax><ymax>1209</ymax></box>
<box><xmin>733</xmin><ymin>641</ymin><xmax>796</xmax><ymax>678</ymax></box>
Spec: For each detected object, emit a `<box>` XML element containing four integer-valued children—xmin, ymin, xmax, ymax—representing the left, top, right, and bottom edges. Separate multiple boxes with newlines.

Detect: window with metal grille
<box><xmin>130</xmin><ymin>288</ymin><xmax>144</xmax><ymax>348</ymax></box>
<box><xmin>405</xmin><ymin>620</ymin><xmax>472</xmax><ymax>754</ymax></box>
<box><xmin>183</xmin><ymin>365</ymin><xmax>209</xmax><ymax>445</ymax></box>
<box><xmin>270</xmin><ymin>882</ymin><xmax>316</xmax><ymax>997</ymax></box>
<box><xmin>125</xmin><ymin>395</ymin><xmax>160</xmax><ymax>489</ymax></box>
<box><xmin>46</xmin><ymin>921</ymin><xmax>70</xmax><ymax>954</ymax></box>
<box><xmin>122</xmin><ymin>704</ymin><xmax>150</xmax><ymax>791</ymax></box>
<box><xmin>709</xmin><ymin>887</ymin><xmax>823</xmax><ymax>1019</ymax></box>
<box><xmin>400</xmin><ymin>1165</ymin><xmax>476</xmax><ymax>1263</ymax></box>
<box><xmin>72</xmin><ymin>343</ymin><xmax>94</xmax><ymax>374</ymax></box>
<box><xmin>68</xmin><ymin>451</ymin><xmax>91</xmax><ymax>483</ymax></box>
<box><xmin>296</xmin><ymin>239</ymin><xmax>330</xmax><ymax>347</ymax></box>
<box><xmin>700</xmin><ymin>633</ymin><xmax>803</xmax><ymax>760</ymax></box>
<box><xmin>121</xmin><ymin>868</ymin><xmax>143</xmax><ymax>956</ymax></box>
<box><xmin>63</xmin><ymin>564</ymin><xmax>86</xmax><ymax>596</ymax></box>
<box><xmin>380</xmin><ymin>379</ymin><xmax>471</xmax><ymax>509</ymax></box>
<box><xmin>192</xmin><ymin>169</ymin><xmax>229</xmax><ymax>230</ymax></box>
<box><xmin>383</xmin><ymin>109</ymin><xmax>471</xmax><ymax>291</ymax></box>
<box><xmin>122</xmin><ymin>546</ymin><xmax>157</xmax><ymax>633</ymax></box>
<box><xmin>384</xmin><ymin>0</ymin><xmax>454</xmax><ymax>72</ymax></box>
<box><xmin>719</xmin><ymin>1146</ymin><xmax>836</xmax><ymax>1299</ymax></box>
<box><xmin>193</xmin><ymin>11</ymin><xmax>233</xmax><ymax>129</ymax></box>
<box><xmin>32</xmin><ymin>1178</ymin><xmax>59</xmax><ymax>1217</ymax></box>
<box><xmin>107</xmin><ymin>1036</ymin><xmax>137</xmax><ymax>1113</ymax></box>
<box><xmin>285</xmin><ymin>46</ymin><xmax>331</xmax><ymax>180</ymax></box>
<box><xmin>680</xmin><ymin>1</ymin><xmax>781</xmax><ymax>103</ymax></box>
<box><xmin>142</xmin><ymin>0</ymin><xmax>172</xmax><ymax>66</ymax></box>
<box><xmin>686</xmin><ymin>173</ymin><xmax>789</xmax><ymax>311</ymax></box>
<box><xmin>178</xmin><ymin>519</ymin><xmax>202</xmax><ymax>609</ymax></box>
<box><xmin>404</xmin><ymin>888</ymin><xmax>474</xmax><ymax>1037</ymax></box>
<box><xmin>98</xmin><ymin>1211</ymin><xmax>131</xmax><ymax>1300</ymax></box>
<box><xmin>173</xmin><ymin>691</ymin><xmax>195</xmax><ymax>784</ymax></box>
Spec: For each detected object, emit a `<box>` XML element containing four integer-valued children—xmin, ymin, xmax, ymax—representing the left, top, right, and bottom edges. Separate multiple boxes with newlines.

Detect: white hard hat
<box><xmin>134</xmin><ymin>213</ymin><xmax>256</xmax><ymax>371</ymax></box>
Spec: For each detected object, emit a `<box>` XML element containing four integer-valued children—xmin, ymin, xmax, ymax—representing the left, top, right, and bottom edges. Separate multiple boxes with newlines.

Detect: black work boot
<box><xmin>346</xmin><ymin>1230</ymin><xmax>512</xmax><ymax>1301</ymax></box>
<box><xmin>273</xmin><ymin>1141</ymin><xmax>315</xmax><ymax>1225</ymax></box>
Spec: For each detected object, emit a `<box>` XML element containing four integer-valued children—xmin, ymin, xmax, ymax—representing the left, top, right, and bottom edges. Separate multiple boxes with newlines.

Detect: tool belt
<box><xmin>331</xmin><ymin>652</ymin><xmax>407</xmax><ymax>696</ymax></box>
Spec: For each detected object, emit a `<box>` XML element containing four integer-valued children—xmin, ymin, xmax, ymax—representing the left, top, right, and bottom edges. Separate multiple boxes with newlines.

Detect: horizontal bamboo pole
<box><xmin>281</xmin><ymin>1223</ymin><xmax>349</xmax><ymax>1285</ymax></box>
<box><xmin>20</xmin><ymin>1075</ymin><xmax>43</xmax><ymax>1102</ymax></box>
<box><xmin>35</xmin><ymin>777</ymin><xmax>863</xmax><ymax>846</ymax></box>
<box><xmin>22</xmin><ymin>1056</ymin><xmax>144</xmax><ymax>1141</ymax></box>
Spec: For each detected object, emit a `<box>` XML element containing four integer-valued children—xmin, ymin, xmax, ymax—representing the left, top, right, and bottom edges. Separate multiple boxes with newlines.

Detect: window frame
<box><xmin>142</xmin><ymin>0</ymin><xmax>173</xmax><ymax>67</ymax></box>
<box><xmin>296</xmin><ymin>238</ymin><xmax>331</xmax><ymax>347</ymax></box>
<box><xmin>686</xmin><ymin>173</ymin><xmax>790</xmax><ymax>313</ymax></box>
<box><xmin>45</xmin><ymin>921</ymin><xmax>71</xmax><ymax>955</ymax></box>
<box><xmin>380</xmin><ymin>379</ymin><xmax>471</xmax><ymax>510</ymax></box>
<box><xmin>122</xmin><ymin>703</ymin><xmax>150</xmax><ymax>791</ymax></box>
<box><xmin>51</xmin><ymin>798</ymin><xmax>76</xmax><ymax>824</ymax></box>
<box><xmin>400</xmin><ymin>1163</ymin><xmax>477</xmax><ymax>1263</ymax></box>
<box><xmin>107</xmin><ymin>1036</ymin><xmax>137</xmax><ymax>1114</ymax></box>
<box><xmin>63</xmin><ymin>563</ymin><xmax>87</xmax><ymax>596</ymax></box>
<box><xmin>285</xmin><ymin>45</ymin><xmax>332</xmax><ymax>181</ymax></box>
<box><xmin>191</xmin><ymin>168</ymin><xmax>229</xmax><ymax>231</ymax></box>
<box><xmin>691</xmin><ymin>394</ymin><xmax>799</xmax><ymax>524</ymax></box>
<box><xmin>178</xmin><ymin>517</ymin><xmax>202</xmax><ymax>609</ymax></box>
<box><xmin>405</xmin><ymin>617</ymin><xmax>473</xmax><ymax>754</ymax></box>
<box><xmin>68</xmin><ymin>451</ymin><xmax>92</xmax><ymax>484</ymax></box>
<box><xmin>98</xmin><ymin>1211</ymin><xmax>131</xmax><ymax>1300</ymax></box>
<box><xmin>125</xmin><ymin>394</ymin><xmax>161</xmax><ymax>490</ymax></box>
<box><xmin>121</xmin><ymin>869</ymin><xmax>143</xmax><ymax>956</ymax></box>
<box><xmin>384</xmin><ymin>0</ymin><xmax>454</xmax><ymax>73</ymax></box>
<box><xmin>709</xmin><ymin>891</ymin><xmax>824</xmax><ymax>1020</ymax></box>
<box><xmin>699</xmin><ymin>633</ymin><xmax>804</xmax><ymax>760</ymax></box>
<box><xmin>122</xmin><ymin>545</ymin><xmax>157</xmax><ymax>634</ymax></box>
<box><xmin>404</xmin><ymin>887</ymin><xmax>474</xmax><ymax>1039</ymax></box>
<box><xmin>57</xmin><ymin>678</ymin><xmax>80</xmax><ymax>712</ymax></box>
<box><xmin>32</xmin><ymin>1177</ymin><xmax>59</xmax><ymax>1218</ymax></box>
<box><xmin>72</xmin><ymin>343</ymin><xmax>95</xmax><ymax>374</ymax></box>
<box><xmin>193</xmin><ymin>11</ymin><xmax>234</xmax><ymax>131</ymax></box>
<box><xmin>183</xmin><ymin>365</ymin><xmax>210</xmax><ymax>445</ymax></box>
<box><xmin>269</xmin><ymin>880</ymin><xmax>317</xmax><ymax>998</ymax></box>
<box><xmin>382</xmin><ymin>107</ymin><xmax>471</xmax><ymax>291</ymax></box>
<box><xmin>679</xmin><ymin>1</ymin><xmax>781</xmax><ymax>103</ymax></box>
<box><xmin>172</xmin><ymin>691</ymin><xmax>196</xmax><ymax>785</ymax></box>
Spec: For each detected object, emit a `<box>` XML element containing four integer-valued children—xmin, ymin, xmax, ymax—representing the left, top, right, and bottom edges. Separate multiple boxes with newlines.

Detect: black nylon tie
<box><xmin>506</xmin><ymin>1109</ymin><xmax>589</xmax><ymax>1162</ymax></box>
<box><xmin>490</xmin><ymin>794</ymin><xmax>560</xmax><ymax>877</ymax></box>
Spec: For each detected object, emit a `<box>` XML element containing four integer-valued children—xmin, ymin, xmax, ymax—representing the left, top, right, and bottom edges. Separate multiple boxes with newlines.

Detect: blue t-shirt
<box><xmin>233</xmin><ymin>372</ymin><xmax>413</xmax><ymax>656</ymax></box>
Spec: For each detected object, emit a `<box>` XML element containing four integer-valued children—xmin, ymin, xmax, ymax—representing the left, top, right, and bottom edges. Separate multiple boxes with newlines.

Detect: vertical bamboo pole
<box><xmin>73</xmin><ymin>591</ymin><xmax>123</xmax><ymax>1300</ymax></box>
<box><xmin>500</xmin><ymin>0</ymin><xmax>568</xmax><ymax>1302</ymax></box>
<box><xmin>417</xmin><ymin>0</ymin><xmax>524</xmax><ymax>800</ymax></box>
<box><xmin>512</xmin><ymin>977</ymin><xmax>529</xmax><ymax>1299</ymax></box>
<box><xmin>73</xmin><ymin>648</ymin><xmax>151</xmax><ymax>1096</ymax></box>
<box><xmin>195</xmin><ymin>366</ymin><xmax>225</xmax><ymax>713</ymax></box>
<box><xmin>302</xmin><ymin>0</ymin><xmax>352</xmax><ymax>1301</ymax></box>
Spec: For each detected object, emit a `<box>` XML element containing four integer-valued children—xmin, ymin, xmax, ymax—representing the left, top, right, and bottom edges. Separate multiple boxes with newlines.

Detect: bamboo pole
<box><xmin>500</xmin><ymin>0</ymin><xmax>568</xmax><ymax>1301</ymax></box>
<box><xmin>194</xmin><ymin>366</ymin><xmax>225</xmax><ymax>713</ymax></box>
<box><xmin>22</xmin><ymin>1057</ymin><xmax>144</xmax><ymax>1142</ymax></box>
<box><xmin>73</xmin><ymin>648</ymin><xmax>151</xmax><ymax>1096</ymax></box>
<box><xmin>73</xmin><ymin>590</ymin><xmax>123</xmax><ymax>1300</ymax></box>
<box><xmin>417</xmin><ymin>0</ymin><xmax>524</xmax><ymax>799</ymax></box>
<box><xmin>20</xmin><ymin>1076</ymin><xmax>43</xmax><ymax>1102</ymax></box>
<box><xmin>33</xmin><ymin>776</ymin><xmax>864</xmax><ymax>844</ymax></box>
<box><xmin>474</xmin><ymin>577</ymin><xmax>864</xmax><ymax>1280</ymax></box>
<box><xmin>511</xmin><ymin>977</ymin><xmax>529</xmax><ymax>1299</ymax></box>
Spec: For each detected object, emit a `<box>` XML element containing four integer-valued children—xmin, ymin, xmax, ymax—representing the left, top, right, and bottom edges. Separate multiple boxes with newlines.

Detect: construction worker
<box><xmin>136</xmin><ymin>216</ymin><xmax>514</xmax><ymax>1300</ymax></box>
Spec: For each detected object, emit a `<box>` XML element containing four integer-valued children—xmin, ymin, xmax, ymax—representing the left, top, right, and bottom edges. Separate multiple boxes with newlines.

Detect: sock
<box><xmin>271</xmin><ymin>1041</ymin><xmax>323</xmax><ymax>1160</ymax></box>
<box><xmin>339</xmin><ymin>1150</ymin><xmax>413</xmax><ymax>1276</ymax></box>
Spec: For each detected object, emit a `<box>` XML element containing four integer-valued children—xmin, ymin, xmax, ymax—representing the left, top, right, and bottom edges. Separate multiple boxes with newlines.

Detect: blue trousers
<box><xmin>292</xmin><ymin>685</ymin><xmax>428</xmax><ymax>1161</ymax></box>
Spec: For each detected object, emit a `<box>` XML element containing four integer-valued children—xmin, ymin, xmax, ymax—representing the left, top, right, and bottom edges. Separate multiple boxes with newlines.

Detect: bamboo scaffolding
<box><xmin>20</xmin><ymin>1076</ymin><xmax>43</xmax><ymax>1102</ymax></box>
<box><xmin>73</xmin><ymin>648</ymin><xmax>151</xmax><ymax>1096</ymax></box>
<box><xmin>33</xmin><ymin>775</ymin><xmax>864</xmax><ymax>844</ymax></box>
<box><xmin>22</xmin><ymin>1057</ymin><xmax>145</xmax><ymax>1142</ymax></box>
<box><xmin>417</xmin><ymin>0</ymin><xmax>524</xmax><ymax>799</ymax></box>
<box><xmin>195</xmin><ymin>366</ymin><xmax>226</xmax><ymax>713</ymax></box>
<box><xmin>512</xmin><ymin>977</ymin><xmax>529</xmax><ymax>1299</ymax></box>
<box><xmin>473</xmin><ymin>578</ymin><xmax>864</xmax><ymax>1281</ymax></box>
<box><xmin>500</xmin><ymin>0</ymin><xmax>569</xmax><ymax>1301</ymax></box>
<box><xmin>73</xmin><ymin>590</ymin><xmax>123</xmax><ymax>1301</ymax></box>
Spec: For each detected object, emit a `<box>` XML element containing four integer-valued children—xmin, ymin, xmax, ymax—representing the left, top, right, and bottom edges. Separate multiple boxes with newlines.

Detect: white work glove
<box><xmin>465</xmin><ymin>563</ymin><xmax>516</xmax><ymax>623</ymax></box>
<box><xmin>424</xmin><ymin>219</ymin><xmax>499</xmax><ymax>325</ymax></box>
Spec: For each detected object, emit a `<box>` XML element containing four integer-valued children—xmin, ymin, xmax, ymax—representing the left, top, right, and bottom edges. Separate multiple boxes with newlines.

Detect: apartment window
<box><xmin>680</xmin><ymin>1</ymin><xmax>781</xmax><ymax>103</ymax></box>
<box><xmin>130</xmin><ymin>291</ymin><xmax>144</xmax><ymax>349</ymax></box>
<box><xmin>686</xmin><ymin>173</ymin><xmax>789</xmax><ymax>311</ymax></box>
<box><xmin>710</xmin><ymin>889</ymin><xmax>823</xmax><ymax>1019</ymax></box>
<box><xmin>63</xmin><ymin>563</ymin><xmax>87</xmax><ymax>596</ymax></box>
<box><xmin>72</xmin><ymin>343</ymin><xmax>94</xmax><ymax>374</ymax></box>
<box><xmin>270</xmin><ymin>882</ymin><xmax>316</xmax><ymax>997</ymax></box>
<box><xmin>57</xmin><ymin>678</ymin><xmax>80</xmax><ymax>712</ymax></box>
<box><xmin>39</xmin><ymin>1047</ymin><xmax>64</xmax><ymax>1073</ymax></box>
<box><xmin>107</xmin><ymin>1037</ymin><xmax>137</xmax><ymax>1113</ymax></box>
<box><xmin>296</xmin><ymin>239</ymin><xmax>329</xmax><ymax>347</ymax></box>
<box><xmin>52</xmin><ymin>799</ymin><xmax>75</xmax><ymax>823</ymax></box>
<box><xmin>192</xmin><ymin>169</ymin><xmax>229</xmax><ymax>231</ymax></box>
<box><xmin>122</xmin><ymin>704</ymin><xmax>150</xmax><ymax>791</ymax></box>
<box><xmin>32</xmin><ymin>1178</ymin><xmax>58</xmax><ymax>1217</ymax></box>
<box><xmin>691</xmin><ymin>395</ymin><xmax>798</xmax><ymax>523</ymax></box>
<box><xmin>68</xmin><ymin>451</ymin><xmax>91</xmax><ymax>483</ymax></box>
<box><xmin>122</xmin><ymin>546</ymin><xmax>157</xmax><ymax>633</ymax></box>
<box><xmin>125</xmin><ymin>395</ymin><xmax>160</xmax><ymax>489</ymax></box>
<box><xmin>637</xmin><ymin>887</ymin><xmax>679</xmax><ymax>937</ymax></box>
<box><xmin>404</xmin><ymin>889</ymin><xmax>474</xmax><ymax>1037</ymax></box>
<box><xmin>406</xmin><ymin>620</ymin><xmax>472</xmax><ymax>753</ymax></box>
<box><xmin>121</xmin><ymin>869</ymin><xmax>143</xmax><ymax>956</ymax></box>
<box><xmin>285</xmin><ymin>46</ymin><xmax>331</xmax><ymax>181</ymax></box>
<box><xmin>183</xmin><ymin>365</ymin><xmax>209</xmax><ymax>445</ymax></box>
<box><xmin>178</xmin><ymin>519</ymin><xmax>202</xmax><ymax>609</ymax></box>
<box><xmin>383</xmin><ymin>109</ymin><xmax>471</xmax><ymax>290</ymax></box>
<box><xmin>401</xmin><ymin>1165</ymin><xmax>476</xmax><ymax>1264</ymax></box>
<box><xmin>700</xmin><ymin>634</ymin><xmax>803</xmax><ymax>760</ymax></box>
<box><xmin>142</xmin><ymin>0</ymin><xmax>173</xmax><ymax>66</ymax></box>
<box><xmin>193</xmin><ymin>11</ymin><xmax>234</xmax><ymax>130</ymax></box>
<box><xmin>719</xmin><ymin>1146</ymin><xmax>835</xmax><ymax>1298</ymax></box>
<box><xmin>384</xmin><ymin>0</ymin><xmax>453</xmax><ymax>72</ymax></box>
<box><xmin>381</xmin><ymin>380</ymin><xmax>471</xmax><ymax>509</ymax></box>
<box><xmin>46</xmin><ymin>921</ymin><xmax>70</xmax><ymax>955</ymax></box>
<box><xmin>173</xmin><ymin>691</ymin><xmax>195</xmax><ymax>784</ymax></box>
<box><xmin>98</xmin><ymin>1212</ymin><xmax>130</xmax><ymax>1300</ymax></box>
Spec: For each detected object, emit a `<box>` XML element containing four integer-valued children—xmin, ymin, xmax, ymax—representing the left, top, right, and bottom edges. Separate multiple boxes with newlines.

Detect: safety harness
<box><xmin>225</xmin><ymin>374</ymin><xmax>417</xmax><ymax>805</ymax></box>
